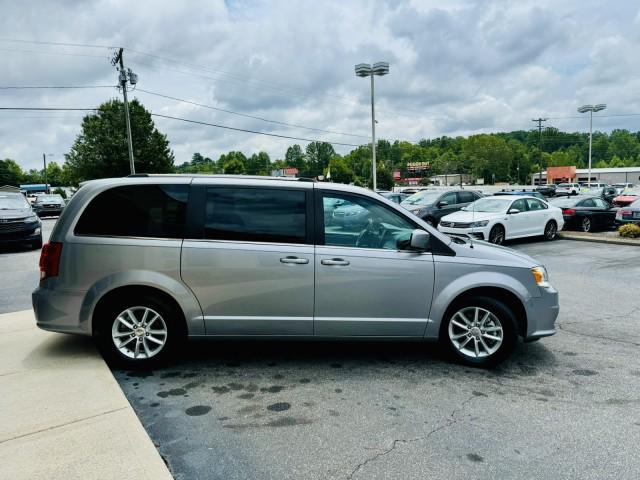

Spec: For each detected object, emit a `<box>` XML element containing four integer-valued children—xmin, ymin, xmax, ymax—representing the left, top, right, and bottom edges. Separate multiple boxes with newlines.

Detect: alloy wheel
<box><xmin>581</xmin><ymin>217</ymin><xmax>592</xmax><ymax>232</ymax></box>
<box><xmin>448</xmin><ymin>306</ymin><xmax>504</xmax><ymax>359</ymax></box>
<box><xmin>111</xmin><ymin>306</ymin><xmax>168</xmax><ymax>360</ymax></box>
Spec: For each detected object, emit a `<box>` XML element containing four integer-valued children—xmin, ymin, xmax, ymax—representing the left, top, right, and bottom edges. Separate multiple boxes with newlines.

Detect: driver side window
<box><xmin>322</xmin><ymin>193</ymin><xmax>415</xmax><ymax>250</ymax></box>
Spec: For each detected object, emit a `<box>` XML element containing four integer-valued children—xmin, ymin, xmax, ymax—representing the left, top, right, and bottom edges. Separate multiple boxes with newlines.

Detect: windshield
<box><xmin>0</xmin><ymin>194</ymin><xmax>30</xmax><ymax>210</ymax></box>
<box><xmin>37</xmin><ymin>195</ymin><xmax>63</xmax><ymax>202</ymax></box>
<box><xmin>401</xmin><ymin>190</ymin><xmax>442</xmax><ymax>206</ymax></box>
<box><xmin>465</xmin><ymin>198</ymin><xmax>510</xmax><ymax>213</ymax></box>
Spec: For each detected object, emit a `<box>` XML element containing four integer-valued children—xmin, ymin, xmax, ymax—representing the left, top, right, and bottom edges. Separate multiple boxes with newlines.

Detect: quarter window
<box><xmin>75</xmin><ymin>184</ymin><xmax>188</xmax><ymax>238</ymax></box>
<box><xmin>322</xmin><ymin>193</ymin><xmax>416</xmax><ymax>250</ymax></box>
<box><xmin>204</xmin><ymin>187</ymin><xmax>306</xmax><ymax>244</ymax></box>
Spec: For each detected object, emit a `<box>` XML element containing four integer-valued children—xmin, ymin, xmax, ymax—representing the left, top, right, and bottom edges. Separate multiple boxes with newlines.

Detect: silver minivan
<box><xmin>33</xmin><ymin>175</ymin><xmax>559</xmax><ymax>368</ymax></box>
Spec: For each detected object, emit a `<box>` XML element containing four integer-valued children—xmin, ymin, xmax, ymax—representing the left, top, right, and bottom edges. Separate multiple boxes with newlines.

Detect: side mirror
<box><xmin>437</xmin><ymin>201</ymin><xmax>448</xmax><ymax>208</ymax></box>
<box><xmin>508</xmin><ymin>208</ymin><xmax>520</xmax><ymax>214</ymax></box>
<box><xmin>409</xmin><ymin>229</ymin><xmax>430</xmax><ymax>251</ymax></box>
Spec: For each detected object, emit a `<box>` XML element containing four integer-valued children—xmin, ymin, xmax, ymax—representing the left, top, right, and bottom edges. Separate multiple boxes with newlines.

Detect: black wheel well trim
<box><xmin>439</xmin><ymin>286</ymin><xmax>527</xmax><ymax>338</ymax></box>
<box><xmin>92</xmin><ymin>285</ymin><xmax>187</xmax><ymax>337</ymax></box>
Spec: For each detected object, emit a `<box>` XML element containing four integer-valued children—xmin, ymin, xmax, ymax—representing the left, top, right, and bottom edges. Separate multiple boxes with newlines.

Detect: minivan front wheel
<box><xmin>441</xmin><ymin>297</ymin><xmax>517</xmax><ymax>367</ymax></box>
<box><xmin>97</xmin><ymin>294</ymin><xmax>184</xmax><ymax>368</ymax></box>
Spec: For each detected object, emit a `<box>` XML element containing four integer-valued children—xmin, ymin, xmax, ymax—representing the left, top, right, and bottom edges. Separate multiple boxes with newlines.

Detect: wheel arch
<box><xmin>78</xmin><ymin>271</ymin><xmax>205</xmax><ymax>337</ymax></box>
<box><xmin>439</xmin><ymin>286</ymin><xmax>527</xmax><ymax>338</ymax></box>
<box><xmin>92</xmin><ymin>285</ymin><xmax>187</xmax><ymax>337</ymax></box>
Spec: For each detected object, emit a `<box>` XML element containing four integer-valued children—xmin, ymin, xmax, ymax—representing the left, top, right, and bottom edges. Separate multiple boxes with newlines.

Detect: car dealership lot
<box><xmin>0</xmin><ymin>217</ymin><xmax>55</xmax><ymax>314</ymax></box>
<box><xmin>108</xmin><ymin>240</ymin><xmax>639</xmax><ymax>480</ymax></box>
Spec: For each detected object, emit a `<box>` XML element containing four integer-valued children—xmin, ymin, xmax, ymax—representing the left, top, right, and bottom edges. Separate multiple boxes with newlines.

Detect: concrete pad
<box><xmin>0</xmin><ymin>310</ymin><xmax>172</xmax><ymax>480</ymax></box>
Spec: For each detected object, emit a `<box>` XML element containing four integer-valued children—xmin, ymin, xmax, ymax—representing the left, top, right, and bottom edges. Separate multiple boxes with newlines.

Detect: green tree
<box><xmin>247</xmin><ymin>151</ymin><xmax>271</xmax><ymax>175</ymax></box>
<box><xmin>284</xmin><ymin>144</ymin><xmax>306</xmax><ymax>170</ymax></box>
<box><xmin>223</xmin><ymin>157</ymin><xmax>246</xmax><ymax>174</ymax></box>
<box><xmin>44</xmin><ymin>161</ymin><xmax>64</xmax><ymax>186</ymax></box>
<box><xmin>327</xmin><ymin>156</ymin><xmax>354</xmax><ymax>184</ymax></box>
<box><xmin>304</xmin><ymin>142</ymin><xmax>335</xmax><ymax>177</ymax></box>
<box><xmin>0</xmin><ymin>159</ymin><xmax>24</xmax><ymax>186</ymax></box>
<box><xmin>64</xmin><ymin>99</ymin><xmax>174</xmax><ymax>183</ymax></box>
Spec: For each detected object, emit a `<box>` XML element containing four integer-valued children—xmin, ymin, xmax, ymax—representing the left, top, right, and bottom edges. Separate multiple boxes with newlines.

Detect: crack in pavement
<box><xmin>345</xmin><ymin>394</ymin><xmax>477</xmax><ymax>479</ymax></box>
<box><xmin>557</xmin><ymin>322</ymin><xmax>640</xmax><ymax>348</ymax></box>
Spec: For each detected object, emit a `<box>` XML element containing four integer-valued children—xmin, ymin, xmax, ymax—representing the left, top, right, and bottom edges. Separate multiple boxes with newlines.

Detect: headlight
<box><xmin>470</xmin><ymin>220</ymin><xmax>489</xmax><ymax>228</ymax></box>
<box><xmin>531</xmin><ymin>266</ymin><xmax>550</xmax><ymax>287</ymax></box>
<box><xmin>25</xmin><ymin>215</ymin><xmax>39</xmax><ymax>223</ymax></box>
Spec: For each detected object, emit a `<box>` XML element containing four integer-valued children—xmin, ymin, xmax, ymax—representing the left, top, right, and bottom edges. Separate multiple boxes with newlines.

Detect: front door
<box><xmin>506</xmin><ymin>198</ymin><xmax>529</xmax><ymax>238</ymax></box>
<box><xmin>181</xmin><ymin>183</ymin><xmax>315</xmax><ymax>335</ymax></box>
<box><xmin>314</xmin><ymin>190</ymin><xmax>434</xmax><ymax>337</ymax></box>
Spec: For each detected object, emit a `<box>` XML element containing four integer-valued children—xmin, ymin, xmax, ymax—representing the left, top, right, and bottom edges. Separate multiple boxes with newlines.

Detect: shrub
<box><xmin>52</xmin><ymin>187</ymin><xmax>67</xmax><ymax>199</ymax></box>
<box><xmin>618</xmin><ymin>223</ymin><xmax>640</xmax><ymax>238</ymax></box>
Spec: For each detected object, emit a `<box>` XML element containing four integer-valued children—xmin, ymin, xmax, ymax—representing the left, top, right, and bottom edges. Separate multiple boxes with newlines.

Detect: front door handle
<box><xmin>280</xmin><ymin>256</ymin><xmax>309</xmax><ymax>265</ymax></box>
<box><xmin>321</xmin><ymin>258</ymin><xmax>350</xmax><ymax>266</ymax></box>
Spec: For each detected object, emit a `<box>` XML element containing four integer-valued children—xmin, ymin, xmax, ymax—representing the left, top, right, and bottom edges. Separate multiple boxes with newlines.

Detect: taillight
<box><xmin>621</xmin><ymin>210</ymin><xmax>632</xmax><ymax>217</ymax></box>
<box><xmin>563</xmin><ymin>208</ymin><xmax>576</xmax><ymax>216</ymax></box>
<box><xmin>39</xmin><ymin>242</ymin><xmax>63</xmax><ymax>280</ymax></box>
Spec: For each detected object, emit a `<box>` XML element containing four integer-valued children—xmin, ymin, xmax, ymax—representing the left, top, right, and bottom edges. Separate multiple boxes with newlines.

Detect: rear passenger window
<box><xmin>75</xmin><ymin>185</ymin><xmax>189</xmax><ymax>238</ymax></box>
<box><xmin>204</xmin><ymin>187</ymin><xmax>306</xmax><ymax>244</ymax></box>
<box><xmin>458</xmin><ymin>191</ymin><xmax>477</xmax><ymax>203</ymax></box>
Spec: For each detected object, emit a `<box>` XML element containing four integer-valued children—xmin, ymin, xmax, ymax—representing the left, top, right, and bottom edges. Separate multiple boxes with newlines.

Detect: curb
<box><xmin>559</xmin><ymin>232</ymin><xmax>640</xmax><ymax>247</ymax></box>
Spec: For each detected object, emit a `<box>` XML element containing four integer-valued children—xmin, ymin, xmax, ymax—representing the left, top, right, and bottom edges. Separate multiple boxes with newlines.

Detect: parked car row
<box><xmin>0</xmin><ymin>191</ymin><xmax>43</xmax><ymax>249</ymax></box>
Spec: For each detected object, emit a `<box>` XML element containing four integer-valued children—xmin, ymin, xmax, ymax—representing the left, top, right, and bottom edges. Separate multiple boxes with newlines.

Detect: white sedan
<box><xmin>437</xmin><ymin>196</ymin><xmax>564</xmax><ymax>245</ymax></box>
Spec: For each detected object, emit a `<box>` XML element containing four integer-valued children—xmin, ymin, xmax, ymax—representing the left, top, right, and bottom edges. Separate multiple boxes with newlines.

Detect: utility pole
<box><xmin>42</xmin><ymin>153</ymin><xmax>48</xmax><ymax>193</ymax></box>
<box><xmin>111</xmin><ymin>48</ymin><xmax>137</xmax><ymax>174</ymax></box>
<box><xmin>532</xmin><ymin>118</ymin><xmax>547</xmax><ymax>186</ymax></box>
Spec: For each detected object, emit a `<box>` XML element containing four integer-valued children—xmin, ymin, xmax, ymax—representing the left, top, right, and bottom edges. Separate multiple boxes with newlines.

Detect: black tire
<box><xmin>580</xmin><ymin>216</ymin><xmax>592</xmax><ymax>232</ymax></box>
<box><xmin>488</xmin><ymin>224</ymin><xmax>505</xmax><ymax>245</ymax></box>
<box><xmin>95</xmin><ymin>292</ymin><xmax>185</xmax><ymax>369</ymax></box>
<box><xmin>543</xmin><ymin>220</ymin><xmax>558</xmax><ymax>241</ymax></box>
<box><xmin>31</xmin><ymin>235</ymin><xmax>43</xmax><ymax>250</ymax></box>
<box><xmin>439</xmin><ymin>296</ymin><xmax>518</xmax><ymax>368</ymax></box>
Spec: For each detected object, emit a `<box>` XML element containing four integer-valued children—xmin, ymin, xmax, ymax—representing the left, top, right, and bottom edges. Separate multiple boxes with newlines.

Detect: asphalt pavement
<box><xmin>109</xmin><ymin>240</ymin><xmax>640</xmax><ymax>480</ymax></box>
<box><xmin>0</xmin><ymin>218</ymin><xmax>54</xmax><ymax>314</ymax></box>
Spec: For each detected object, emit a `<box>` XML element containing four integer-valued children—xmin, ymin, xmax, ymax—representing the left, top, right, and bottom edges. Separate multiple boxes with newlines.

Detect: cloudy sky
<box><xmin>2</xmin><ymin>0</ymin><xmax>640</xmax><ymax>170</ymax></box>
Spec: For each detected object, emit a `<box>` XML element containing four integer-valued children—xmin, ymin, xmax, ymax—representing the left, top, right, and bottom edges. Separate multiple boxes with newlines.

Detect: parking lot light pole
<box><xmin>355</xmin><ymin>62</ymin><xmax>389</xmax><ymax>191</ymax></box>
<box><xmin>577</xmin><ymin>104</ymin><xmax>606</xmax><ymax>185</ymax></box>
<box><xmin>43</xmin><ymin>153</ymin><xmax>54</xmax><ymax>193</ymax></box>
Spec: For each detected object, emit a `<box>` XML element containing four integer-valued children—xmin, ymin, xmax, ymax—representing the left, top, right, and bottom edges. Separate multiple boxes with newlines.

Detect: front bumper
<box><xmin>35</xmin><ymin>208</ymin><xmax>63</xmax><ymax>216</ymax></box>
<box><xmin>0</xmin><ymin>225</ymin><xmax>41</xmax><ymax>245</ymax></box>
<box><xmin>523</xmin><ymin>285</ymin><xmax>559</xmax><ymax>340</ymax></box>
<box><xmin>32</xmin><ymin>285</ymin><xmax>90</xmax><ymax>336</ymax></box>
<box><xmin>438</xmin><ymin>225</ymin><xmax>488</xmax><ymax>240</ymax></box>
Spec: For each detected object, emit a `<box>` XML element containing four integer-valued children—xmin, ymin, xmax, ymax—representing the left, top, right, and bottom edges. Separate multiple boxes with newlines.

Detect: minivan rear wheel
<box><xmin>96</xmin><ymin>293</ymin><xmax>184</xmax><ymax>369</ymax></box>
<box><xmin>440</xmin><ymin>296</ymin><xmax>517</xmax><ymax>367</ymax></box>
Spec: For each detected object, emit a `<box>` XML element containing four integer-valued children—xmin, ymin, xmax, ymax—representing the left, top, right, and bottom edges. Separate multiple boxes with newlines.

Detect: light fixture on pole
<box><xmin>577</xmin><ymin>104</ymin><xmax>606</xmax><ymax>186</ymax></box>
<box><xmin>355</xmin><ymin>61</ymin><xmax>389</xmax><ymax>191</ymax></box>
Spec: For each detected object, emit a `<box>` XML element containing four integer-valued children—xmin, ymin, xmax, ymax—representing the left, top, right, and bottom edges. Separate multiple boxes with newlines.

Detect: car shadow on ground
<box><xmin>117</xmin><ymin>338</ymin><xmax>558</xmax><ymax>379</ymax></box>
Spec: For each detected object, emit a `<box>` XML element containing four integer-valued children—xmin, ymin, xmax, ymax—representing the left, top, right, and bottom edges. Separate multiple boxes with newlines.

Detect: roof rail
<box><xmin>124</xmin><ymin>173</ymin><xmax>317</xmax><ymax>182</ymax></box>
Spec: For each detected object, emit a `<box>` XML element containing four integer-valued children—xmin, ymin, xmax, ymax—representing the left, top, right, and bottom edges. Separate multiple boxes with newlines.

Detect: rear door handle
<box><xmin>280</xmin><ymin>256</ymin><xmax>309</xmax><ymax>265</ymax></box>
<box><xmin>321</xmin><ymin>258</ymin><xmax>350</xmax><ymax>266</ymax></box>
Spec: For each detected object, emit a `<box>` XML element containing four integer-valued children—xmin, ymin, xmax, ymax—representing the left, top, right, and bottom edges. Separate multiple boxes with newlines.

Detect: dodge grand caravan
<box><xmin>33</xmin><ymin>175</ymin><xmax>559</xmax><ymax>368</ymax></box>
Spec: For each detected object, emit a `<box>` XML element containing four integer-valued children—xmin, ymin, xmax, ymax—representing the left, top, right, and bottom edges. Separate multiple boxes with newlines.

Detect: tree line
<box><xmin>2</xmin><ymin>98</ymin><xmax>640</xmax><ymax>189</ymax></box>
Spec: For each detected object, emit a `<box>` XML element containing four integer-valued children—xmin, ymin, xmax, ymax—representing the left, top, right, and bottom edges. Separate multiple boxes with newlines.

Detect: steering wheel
<box><xmin>356</xmin><ymin>218</ymin><xmax>386</xmax><ymax>248</ymax></box>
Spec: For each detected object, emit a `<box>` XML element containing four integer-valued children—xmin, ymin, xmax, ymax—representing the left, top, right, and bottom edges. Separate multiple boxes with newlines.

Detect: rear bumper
<box><xmin>32</xmin><ymin>285</ymin><xmax>90</xmax><ymax>336</ymax></box>
<box><xmin>523</xmin><ymin>285</ymin><xmax>559</xmax><ymax>340</ymax></box>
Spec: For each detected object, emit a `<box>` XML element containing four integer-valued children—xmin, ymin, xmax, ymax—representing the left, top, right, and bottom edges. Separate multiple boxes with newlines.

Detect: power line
<box><xmin>150</xmin><ymin>113</ymin><xmax>363</xmax><ymax>147</ymax></box>
<box><xmin>0</xmin><ymin>85</ymin><xmax>116</xmax><ymax>90</ymax></box>
<box><xmin>0</xmin><ymin>47</ymin><xmax>110</xmax><ymax>59</ymax></box>
<box><xmin>0</xmin><ymin>38</ymin><xmax>114</xmax><ymax>49</ymax></box>
<box><xmin>136</xmin><ymin>88</ymin><xmax>370</xmax><ymax>139</ymax></box>
<box><xmin>0</xmin><ymin>107</ymin><xmax>98</xmax><ymax>111</ymax></box>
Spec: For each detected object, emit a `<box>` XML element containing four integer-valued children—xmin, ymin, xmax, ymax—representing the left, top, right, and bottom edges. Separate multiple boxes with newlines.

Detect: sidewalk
<box><xmin>559</xmin><ymin>230</ymin><xmax>640</xmax><ymax>247</ymax></box>
<box><xmin>0</xmin><ymin>310</ymin><xmax>173</xmax><ymax>480</ymax></box>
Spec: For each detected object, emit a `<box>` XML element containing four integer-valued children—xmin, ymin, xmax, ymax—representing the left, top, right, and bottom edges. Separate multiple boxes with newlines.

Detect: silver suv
<box><xmin>33</xmin><ymin>175</ymin><xmax>559</xmax><ymax>368</ymax></box>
